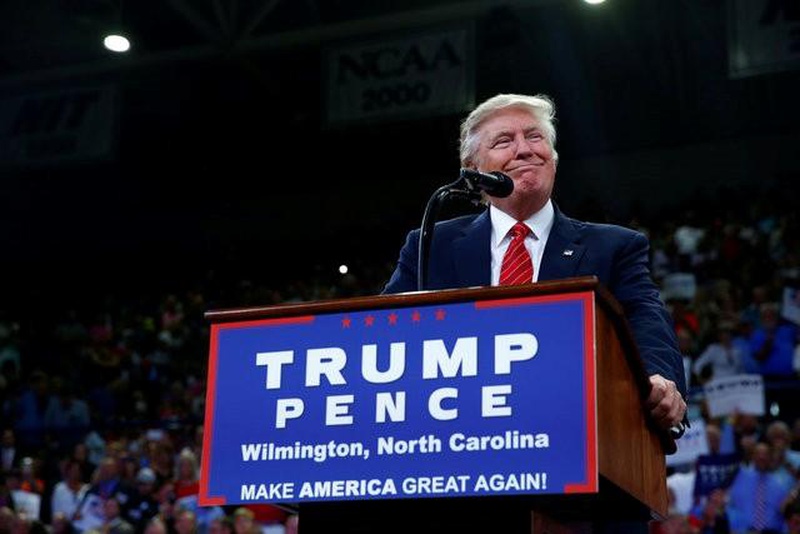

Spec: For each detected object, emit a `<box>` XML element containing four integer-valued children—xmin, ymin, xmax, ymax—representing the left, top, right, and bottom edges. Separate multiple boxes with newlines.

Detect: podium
<box><xmin>201</xmin><ymin>276</ymin><xmax>674</xmax><ymax>533</ymax></box>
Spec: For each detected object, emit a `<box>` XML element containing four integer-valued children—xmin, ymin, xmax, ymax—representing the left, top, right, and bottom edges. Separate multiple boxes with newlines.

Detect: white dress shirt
<box><xmin>489</xmin><ymin>200</ymin><xmax>555</xmax><ymax>286</ymax></box>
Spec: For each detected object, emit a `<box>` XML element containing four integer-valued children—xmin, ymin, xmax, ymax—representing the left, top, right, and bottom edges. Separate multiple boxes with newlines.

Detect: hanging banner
<box><xmin>728</xmin><ymin>0</ymin><xmax>800</xmax><ymax>78</ymax></box>
<box><xmin>325</xmin><ymin>26</ymin><xmax>474</xmax><ymax>124</ymax></box>
<box><xmin>0</xmin><ymin>85</ymin><xmax>117</xmax><ymax>167</ymax></box>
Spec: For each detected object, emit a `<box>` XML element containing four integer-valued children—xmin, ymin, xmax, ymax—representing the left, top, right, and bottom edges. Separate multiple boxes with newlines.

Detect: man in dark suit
<box><xmin>383</xmin><ymin>93</ymin><xmax>687</xmax><ymax>433</ymax></box>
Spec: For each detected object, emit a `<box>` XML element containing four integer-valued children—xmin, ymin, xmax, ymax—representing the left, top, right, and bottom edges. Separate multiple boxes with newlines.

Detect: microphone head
<box><xmin>487</xmin><ymin>171</ymin><xmax>514</xmax><ymax>198</ymax></box>
<box><xmin>459</xmin><ymin>168</ymin><xmax>514</xmax><ymax>198</ymax></box>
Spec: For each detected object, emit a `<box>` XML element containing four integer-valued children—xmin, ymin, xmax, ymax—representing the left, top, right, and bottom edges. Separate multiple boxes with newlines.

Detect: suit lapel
<box><xmin>538</xmin><ymin>206</ymin><xmax>586</xmax><ymax>281</ymax></box>
<box><xmin>453</xmin><ymin>210</ymin><xmax>492</xmax><ymax>287</ymax></box>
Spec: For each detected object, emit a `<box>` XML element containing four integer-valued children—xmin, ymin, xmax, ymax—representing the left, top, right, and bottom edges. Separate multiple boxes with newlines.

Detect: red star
<box><xmin>342</xmin><ymin>317</ymin><xmax>352</xmax><ymax>328</ymax></box>
<box><xmin>411</xmin><ymin>310</ymin><xmax>421</xmax><ymax>323</ymax></box>
<box><xmin>364</xmin><ymin>315</ymin><xmax>375</xmax><ymax>327</ymax></box>
<box><xmin>435</xmin><ymin>309</ymin><xmax>446</xmax><ymax>320</ymax></box>
<box><xmin>388</xmin><ymin>313</ymin><xmax>398</xmax><ymax>325</ymax></box>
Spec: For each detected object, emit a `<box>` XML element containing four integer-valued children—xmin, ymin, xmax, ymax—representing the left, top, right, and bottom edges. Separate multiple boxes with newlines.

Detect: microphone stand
<box><xmin>417</xmin><ymin>178</ymin><xmax>483</xmax><ymax>291</ymax></box>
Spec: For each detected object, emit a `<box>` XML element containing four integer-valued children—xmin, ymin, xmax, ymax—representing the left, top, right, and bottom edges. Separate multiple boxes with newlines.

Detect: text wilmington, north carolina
<box><xmin>241</xmin><ymin>429</ymin><xmax>549</xmax><ymax>463</ymax></box>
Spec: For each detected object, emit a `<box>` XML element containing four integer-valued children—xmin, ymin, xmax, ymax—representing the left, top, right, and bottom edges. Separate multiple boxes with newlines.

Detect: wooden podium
<box><xmin>202</xmin><ymin>276</ymin><xmax>674</xmax><ymax>533</ymax></box>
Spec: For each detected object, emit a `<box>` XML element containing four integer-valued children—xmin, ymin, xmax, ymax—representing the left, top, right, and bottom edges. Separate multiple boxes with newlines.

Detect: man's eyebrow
<box><xmin>487</xmin><ymin>129</ymin><xmax>513</xmax><ymax>142</ymax></box>
<box><xmin>487</xmin><ymin>125</ymin><xmax>541</xmax><ymax>142</ymax></box>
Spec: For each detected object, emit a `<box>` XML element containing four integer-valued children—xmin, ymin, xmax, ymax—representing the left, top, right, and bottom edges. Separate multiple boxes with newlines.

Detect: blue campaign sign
<box><xmin>199</xmin><ymin>292</ymin><xmax>598</xmax><ymax>506</ymax></box>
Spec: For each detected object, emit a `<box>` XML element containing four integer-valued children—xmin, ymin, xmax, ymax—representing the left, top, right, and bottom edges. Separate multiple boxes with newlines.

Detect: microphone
<box><xmin>459</xmin><ymin>168</ymin><xmax>514</xmax><ymax>198</ymax></box>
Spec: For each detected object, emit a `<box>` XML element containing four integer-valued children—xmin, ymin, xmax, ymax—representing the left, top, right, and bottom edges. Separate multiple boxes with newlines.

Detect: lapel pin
<box><xmin>563</xmin><ymin>249</ymin><xmax>574</xmax><ymax>256</ymax></box>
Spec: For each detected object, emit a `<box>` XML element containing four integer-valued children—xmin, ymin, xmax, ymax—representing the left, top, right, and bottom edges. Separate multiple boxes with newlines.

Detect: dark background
<box><xmin>1</xmin><ymin>0</ymin><xmax>799</xmax><ymax>313</ymax></box>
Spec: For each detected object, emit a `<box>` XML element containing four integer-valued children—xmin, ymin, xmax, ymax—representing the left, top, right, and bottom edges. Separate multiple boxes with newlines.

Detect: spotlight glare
<box><xmin>584</xmin><ymin>0</ymin><xmax>606</xmax><ymax>4</ymax></box>
<box><xmin>338</xmin><ymin>264</ymin><xmax>349</xmax><ymax>275</ymax></box>
<box><xmin>104</xmin><ymin>34</ymin><xmax>131</xmax><ymax>53</ymax></box>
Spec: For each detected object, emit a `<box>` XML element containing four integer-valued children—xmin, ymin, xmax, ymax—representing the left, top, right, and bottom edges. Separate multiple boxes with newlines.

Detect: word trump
<box><xmin>256</xmin><ymin>333</ymin><xmax>539</xmax><ymax>428</ymax></box>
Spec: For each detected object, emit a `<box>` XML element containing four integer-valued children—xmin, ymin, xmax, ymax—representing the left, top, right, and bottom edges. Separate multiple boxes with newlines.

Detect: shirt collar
<box><xmin>490</xmin><ymin>199</ymin><xmax>555</xmax><ymax>248</ymax></box>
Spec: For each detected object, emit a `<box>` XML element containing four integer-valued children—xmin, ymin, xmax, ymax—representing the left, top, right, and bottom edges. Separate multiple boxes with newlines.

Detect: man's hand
<box><xmin>646</xmin><ymin>374</ymin><xmax>687</xmax><ymax>431</ymax></box>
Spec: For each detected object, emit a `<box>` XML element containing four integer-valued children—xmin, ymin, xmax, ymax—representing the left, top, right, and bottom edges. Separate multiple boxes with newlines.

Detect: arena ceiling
<box><xmin>1</xmin><ymin>0</ymin><xmax>799</xmax><ymax>306</ymax></box>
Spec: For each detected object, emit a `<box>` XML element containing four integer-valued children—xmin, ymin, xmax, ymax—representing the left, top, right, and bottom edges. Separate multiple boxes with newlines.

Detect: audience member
<box><xmin>692</xmin><ymin>321</ymin><xmax>745</xmax><ymax>383</ymax></box>
<box><xmin>726</xmin><ymin>442</ymin><xmax>792</xmax><ymax>533</ymax></box>
<box><xmin>51</xmin><ymin>458</ymin><xmax>89</xmax><ymax>521</ymax></box>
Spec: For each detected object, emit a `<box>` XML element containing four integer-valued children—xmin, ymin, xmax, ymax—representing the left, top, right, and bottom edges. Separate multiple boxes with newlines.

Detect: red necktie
<box><xmin>499</xmin><ymin>222</ymin><xmax>533</xmax><ymax>286</ymax></box>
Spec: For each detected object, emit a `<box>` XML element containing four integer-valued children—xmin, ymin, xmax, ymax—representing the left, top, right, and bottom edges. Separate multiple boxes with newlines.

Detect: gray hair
<box><xmin>459</xmin><ymin>93</ymin><xmax>558</xmax><ymax>167</ymax></box>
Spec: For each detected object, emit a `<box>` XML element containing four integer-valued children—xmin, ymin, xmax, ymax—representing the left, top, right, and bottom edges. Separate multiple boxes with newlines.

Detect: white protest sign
<box><xmin>781</xmin><ymin>286</ymin><xmax>800</xmax><ymax>326</ymax></box>
<box><xmin>11</xmin><ymin>490</ymin><xmax>41</xmax><ymax>519</ymax></box>
<box><xmin>667</xmin><ymin>418</ymin><xmax>709</xmax><ymax>467</ymax></box>
<box><xmin>703</xmin><ymin>374</ymin><xmax>765</xmax><ymax>418</ymax></box>
<box><xmin>661</xmin><ymin>273</ymin><xmax>697</xmax><ymax>301</ymax></box>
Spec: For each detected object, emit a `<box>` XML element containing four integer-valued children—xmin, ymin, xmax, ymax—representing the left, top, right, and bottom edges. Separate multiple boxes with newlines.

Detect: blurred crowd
<box><xmin>0</xmin><ymin>252</ymin><xmax>394</xmax><ymax>534</ymax></box>
<box><xmin>1</xmin><ymin>182</ymin><xmax>800</xmax><ymax>534</ymax></box>
<box><xmin>634</xmin><ymin>185</ymin><xmax>800</xmax><ymax>533</ymax></box>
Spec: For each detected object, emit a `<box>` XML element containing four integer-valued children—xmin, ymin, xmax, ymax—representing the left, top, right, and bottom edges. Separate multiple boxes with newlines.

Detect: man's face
<box><xmin>472</xmin><ymin>106</ymin><xmax>557</xmax><ymax>215</ymax></box>
<box><xmin>175</xmin><ymin>512</ymin><xmax>195</xmax><ymax>534</ymax></box>
<box><xmin>104</xmin><ymin>499</ymin><xmax>121</xmax><ymax>519</ymax></box>
<box><xmin>234</xmin><ymin>515</ymin><xmax>253</xmax><ymax>534</ymax></box>
<box><xmin>706</xmin><ymin>426</ymin><xmax>721</xmax><ymax>452</ymax></box>
<box><xmin>753</xmin><ymin>443</ymin><xmax>771</xmax><ymax>472</ymax></box>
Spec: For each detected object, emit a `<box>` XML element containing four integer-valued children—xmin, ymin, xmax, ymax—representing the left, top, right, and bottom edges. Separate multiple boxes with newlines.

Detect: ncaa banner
<box><xmin>728</xmin><ymin>0</ymin><xmax>800</xmax><ymax>78</ymax></box>
<box><xmin>325</xmin><ymin>26</ymin><xmax>474</xmax><ymax>124</ymax></box>
<box><xmin>200</xmin><ymin>292</ymin><xmax>598</xmax><ymax>505</ymax></box>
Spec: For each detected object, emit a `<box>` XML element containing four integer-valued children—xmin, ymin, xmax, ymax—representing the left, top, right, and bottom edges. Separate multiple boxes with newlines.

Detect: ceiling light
<box><xmin>103</xmin><ymin>34</ymin><xmax>130</xmax><ymax>53</ymax></box>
